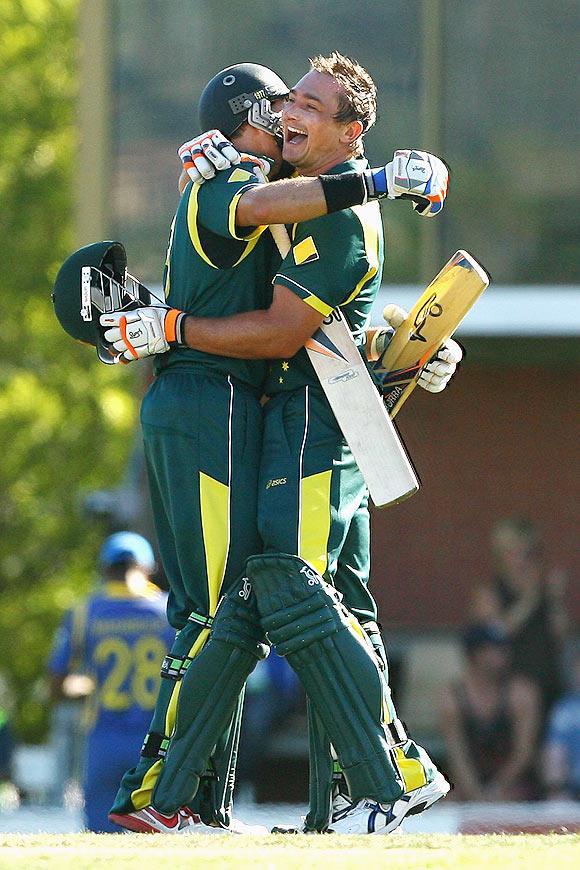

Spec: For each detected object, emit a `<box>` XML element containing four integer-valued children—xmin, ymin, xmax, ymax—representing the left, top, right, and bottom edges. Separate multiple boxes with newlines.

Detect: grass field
<box><xmin>0</xmin><ymin>833</ymin><xmax>577</xmax><ymax>869</ymax></box>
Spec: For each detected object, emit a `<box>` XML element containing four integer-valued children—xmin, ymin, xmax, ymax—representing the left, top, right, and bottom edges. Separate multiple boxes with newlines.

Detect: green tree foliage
<box><xmin>0</xmin><ymin>0</ymin><xmax>139</xmax><ymax>740</ymax></box>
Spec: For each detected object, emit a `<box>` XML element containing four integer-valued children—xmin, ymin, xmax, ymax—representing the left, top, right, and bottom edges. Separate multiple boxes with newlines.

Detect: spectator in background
<box><xmin>543</xmin><ymin>648</ymin><xmax>580</xmax><ymax>801</ymax></box>
<box><xmin>47</xmin><ymin>532</ymin><xmax>174</xmax><ymax>832</ymax></box>
<box><xmin>440</xmin><ymin>623</ymin><xmax>541</xmax><ymax>801</ymax></box>
<box><xmin>472</xmin><ymin>516</ymin><xmax>568</xmax><ymax>717</ymax></box>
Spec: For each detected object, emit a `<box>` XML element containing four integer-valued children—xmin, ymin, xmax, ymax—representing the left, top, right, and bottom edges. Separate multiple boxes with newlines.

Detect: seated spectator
<box><xmin>472</xmin><ymin>516</ymin><xmax>568</xmax><ymax>718</ymax></box>
<box><xmin>440</xmin><ymin>623</ymin><xmax>541</xmax><ymax>801</ymax></box>
<box><xmin>543</xmin><ymin>648</ymin><xmax>580</xmax><ymax>800</ymax></box>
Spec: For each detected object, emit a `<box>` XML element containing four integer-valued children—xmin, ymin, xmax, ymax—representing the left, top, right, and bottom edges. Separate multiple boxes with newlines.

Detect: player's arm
<box><xmin>178</xmin><ymin>132</ymin><xmax>450</xmax><ymax>225</ymax></box>
<box><xmin>182</xmin><ymin>283</ymin><xmax>323</xmax><ymax>359</ymax></box>
<box><xmin>101</xmin><ymin>283</ymin><xmax>323</xmax><ymax>362</ymax></box>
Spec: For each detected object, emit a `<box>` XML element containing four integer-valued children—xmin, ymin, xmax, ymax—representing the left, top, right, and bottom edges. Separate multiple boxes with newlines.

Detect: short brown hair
<box><xmin>310</xmin><ymin>51</ymin><xmax>377</xmax><ymax>152</ymax></box>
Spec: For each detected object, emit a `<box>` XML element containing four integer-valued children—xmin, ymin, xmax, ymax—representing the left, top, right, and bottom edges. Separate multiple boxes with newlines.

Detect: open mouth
<box><xmin>285</xmin><ymin>125</ymin><xmax>308</xmax><ymax>145</ymax></box>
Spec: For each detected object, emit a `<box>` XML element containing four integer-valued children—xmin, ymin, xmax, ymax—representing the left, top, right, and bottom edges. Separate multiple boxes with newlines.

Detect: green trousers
<box><xmin>110</xmin><ymin>368</ymin><xmax>263</xmax><ymax>823</ymax></box>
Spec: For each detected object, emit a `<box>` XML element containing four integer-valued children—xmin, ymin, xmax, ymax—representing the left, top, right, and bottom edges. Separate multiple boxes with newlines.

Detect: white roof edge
<box><xmin>372</xmin><ymin>286</ymin><xmax>580</xmax><ymax>336</ymax></box>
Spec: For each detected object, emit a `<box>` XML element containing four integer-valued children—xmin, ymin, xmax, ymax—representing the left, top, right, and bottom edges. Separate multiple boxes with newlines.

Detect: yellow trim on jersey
<box><xmin>299</xmin><ymin>470</ymin><xmax>332</xmax><ymax>576</ymax></box>
<box><xmin>393</xmin><ymin>746</ymin><xmax>428</xmax><ymax>792</ymax></box>
<box><xmin>342</xmin><ymin>202</ymin><xmax>381</xmax><ymax>306</ymax></box>
<box><xmin>186</xmin><ymin>183</ymin><xmax>265</xmax><ymax>269</ymax></box>
<box><xmin>187</xmin><ymin>183</ymin><xmax>218</xmax><ymax>268</ymax></box>
<box><xmin>163</xmin><ymin>216</ymin><xmax>176</xmax><ymax>300</ymax></box>
<box><xmin>293</xmin><ymin>236</ymin><xmax>319</xmax><ymax>265</ymax></box>
<box><xmin>227</xmin><ymin>168</ymin><xmax>256</xmax><ymax>184</ymax></box>
<box><xmin>130</xmin><ymin>758</ymin><xmax>164</xmax><ymax>809</ymax></box>
<box><xmin>304</xmin><ymin>294</ymin><xmax>332</xmax><ymax>316</ymax></box>
<box><xmin>227</xmin><ymin>186</ymin><xmax>268</xmax><ymax>242</ymax></box>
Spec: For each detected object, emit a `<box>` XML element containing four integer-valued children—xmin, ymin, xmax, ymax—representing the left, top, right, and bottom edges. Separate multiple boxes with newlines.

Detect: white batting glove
<box><xmin>391</xmin><ymin>149</ymin><xmax>449</xmax><ymax>217</ymax></box>
<box><xmin>178</xmin><ymin>130</ymin><xmax>241</xmax><ymax>184</ymax></box>
<box><xmin>368</xmin><ymin>303</ymin><xmax>407</xmax><ymax>359</ymax></box>
<box><xmin>100</xmin><ymin>307</ymin><xmax>187</xmax><ymax>362</ymax></box>
<box><xmin>365</xmin><ymin>151</ymin><xmax>449</xmax><ymax>218</ymax></box>
<box><xmin>382</xmin><ymin>303</ymin><xmax>407</xmax><ymax>329</ymax></box>
<box><xmin>418</xmin><ymin>338</ymin><xmax>463</xmax><ymax>392</ymax></box>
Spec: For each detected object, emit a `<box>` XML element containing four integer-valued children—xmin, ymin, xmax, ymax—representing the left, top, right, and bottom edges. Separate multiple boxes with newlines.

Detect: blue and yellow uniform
<box><xmin>111</xmin><ymin>161</ymin><xmax>279</xmax><ymax>824</ymax></box>
<box><xmin>48</xmin><ymin>582</ymin><xmax>173</xmax><ymax>832</ymax></box>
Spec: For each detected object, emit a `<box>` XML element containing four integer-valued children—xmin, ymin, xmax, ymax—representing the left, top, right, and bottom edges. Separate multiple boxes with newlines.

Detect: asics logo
<box><xmin>266</xmin><ymin>477</ymin><xmax>287</xmax><ymax>489</ymax></box>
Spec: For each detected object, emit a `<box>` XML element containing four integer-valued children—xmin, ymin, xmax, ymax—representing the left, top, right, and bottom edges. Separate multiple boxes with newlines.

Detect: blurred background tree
<box><xmin>0</xmin><ymin>0</ymin><xmax>138</xmax><ymax>740</ymax></box>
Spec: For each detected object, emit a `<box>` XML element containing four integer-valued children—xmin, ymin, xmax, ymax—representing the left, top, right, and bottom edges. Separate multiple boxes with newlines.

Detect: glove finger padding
<box><xmin>178</xmin><ymin>130</ymin><xmax>241</xmax><ymax>184</ymax></box>
<box><xmin>417</xmin><ymin>338</ymin><xmax>463</xmax><ymax>392</ymax></box>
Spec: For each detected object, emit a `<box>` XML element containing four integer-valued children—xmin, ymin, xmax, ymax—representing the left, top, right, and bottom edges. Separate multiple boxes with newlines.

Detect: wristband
<box><xmin>318</xmin><ymin>171</ymin><xmax>367</xmax><ymax>213</ymax></box>
<box><xmin>362</xmin><ymin>167</ymin><xmax>389</xmax><ymax>200</ymax></box>
<box><xmin>165</xmin><ymin>309</ymin><xmax>187</xmax><ymax>346</ymax></box>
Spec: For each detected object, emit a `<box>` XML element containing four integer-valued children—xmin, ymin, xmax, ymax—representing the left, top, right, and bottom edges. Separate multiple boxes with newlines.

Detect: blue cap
<box><xmin>99</xmin><ymin>532</ymin><xmax>156</xmax><ymax>574</ymax></box>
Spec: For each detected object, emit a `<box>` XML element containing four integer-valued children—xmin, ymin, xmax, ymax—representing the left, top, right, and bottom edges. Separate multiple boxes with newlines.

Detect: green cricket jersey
<box><xmin>264</xmin><ymin>158</ymin><xmax>383</xmax><ymax>395</ymax></box>
<box><xmin>155</xmin><ymin>161</ymin><xmax>279</xmax><ymax>390</ymax></box>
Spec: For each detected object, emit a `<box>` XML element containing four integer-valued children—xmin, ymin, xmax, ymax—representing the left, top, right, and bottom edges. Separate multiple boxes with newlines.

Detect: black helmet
<box><xmin>52</xmin><ymin>241</ymin><xmax>152</xmax><ymax>364</ymax></box>
<box><xmin>198</xmin><ymin>62</ymin><xmax>289</xmax><ymax>138</ymax></box>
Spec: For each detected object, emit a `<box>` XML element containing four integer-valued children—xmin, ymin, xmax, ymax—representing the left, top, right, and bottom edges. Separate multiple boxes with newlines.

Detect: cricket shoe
<box><xmin>329</xmin><ymin>772</ymin><xmax>450</xmax><ymax>834</ymax></box>
<box><xmin>109</xmin><ymin>805</ymin><xmax>226</xmax><ymax>834</ymax></box>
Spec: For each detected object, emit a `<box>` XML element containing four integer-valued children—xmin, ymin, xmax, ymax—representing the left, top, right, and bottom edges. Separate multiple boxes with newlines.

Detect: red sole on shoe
<box><xmin>108</xmin><ymin>813</ymin><xmax>159</xmax><ymax>834</ymax></box>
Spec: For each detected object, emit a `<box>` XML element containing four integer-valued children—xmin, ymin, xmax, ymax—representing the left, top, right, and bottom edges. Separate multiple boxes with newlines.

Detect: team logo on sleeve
<box><xmin>293</xmin><ymin>236</ymin><xmax>319</xmax><ymax>265</ymax></box>
<box><xmin>227</xmin><ymin>168</ymin><xmax>255</xmax><ymax>183</ymax></box>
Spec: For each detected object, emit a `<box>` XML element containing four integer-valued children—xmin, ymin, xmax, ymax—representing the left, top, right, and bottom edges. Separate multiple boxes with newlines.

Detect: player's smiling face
<box><xmin>282</xmin><ymin>70</ymin><xmax>359</xmax><ymax>175</ymax></box>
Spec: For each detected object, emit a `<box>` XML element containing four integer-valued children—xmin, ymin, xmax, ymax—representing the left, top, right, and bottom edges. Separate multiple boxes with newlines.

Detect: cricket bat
<box><xmin>375</xmin><ymin>250</ymin><xmax>490</xmax><ymax>417</ymax></box>
<box><xmin>267</xmin><ymin>221</ymin><xmax>419</xmax><ymax>510</ymax></box>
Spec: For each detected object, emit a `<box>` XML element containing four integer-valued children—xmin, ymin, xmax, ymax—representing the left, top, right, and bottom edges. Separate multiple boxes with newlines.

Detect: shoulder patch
<box><xmin>228</xmin><ymin>168</ymin><xmax>256</xmax><ymax>183</ymax></box>
<box><xmin>293</xmin><ymin>236</ymin><xmax>319</xmax><ymax>265</ymax></box>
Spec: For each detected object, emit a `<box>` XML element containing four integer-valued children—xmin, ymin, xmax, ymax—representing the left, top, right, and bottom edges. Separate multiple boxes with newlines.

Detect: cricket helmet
<box><xmin>52</xmin><ymin>241</ymin><xmax>152</xmax><ymax>364</ymax></box>
<box><xmin>198</xmin><ymin>62</ymin><xmax>289</xmax><ymax>138</ymax></box>
<box><xmin>99</xmin><ymin>532</ymin><xmax>156</xmax><ymax>574</ymax></box>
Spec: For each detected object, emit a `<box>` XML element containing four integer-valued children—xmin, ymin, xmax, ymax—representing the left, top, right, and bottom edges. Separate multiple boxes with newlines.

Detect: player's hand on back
<box><xmin>100</xmin><ymin>306</ymin><xmax>186</xmax><ymax>362</ymax></box>
<box><xmin>364</xmin><ymin>149</ymin><xmax>449</xmax><ymax>217</ymax></box>
<box><xmin>178</xmin><ymin>130</ymin><xmax>241</xmax><ymax>184</ymax></box>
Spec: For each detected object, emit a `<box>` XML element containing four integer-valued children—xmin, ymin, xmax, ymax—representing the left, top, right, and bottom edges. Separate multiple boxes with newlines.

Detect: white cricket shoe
<box><xmin>226</xmin><ymin>817</ymin><xmax>270</xmax><ymax>835</ymax></box>
<box><xmin>330</xmin><ymin>772</ymin><xmax>450</xmax><ymax>834</ymax></box>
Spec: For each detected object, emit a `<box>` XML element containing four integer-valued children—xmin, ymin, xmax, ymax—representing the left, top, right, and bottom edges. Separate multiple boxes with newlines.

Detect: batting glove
<box><xmin>100</xmin><ymin>307</ymin><xmax>187</xmax><ymax>362</ymax></box>
<box><xmin>418</xmin><ymin>338</ymin><xmax>463</xmax><ymax>392</ymax></box>
<box><xmin>364</xmin><ymin>149</ymin><xmax>449</xmax><ymax>217</ymax></box>
<box><xmin>178</xmin><ymin>130</ymin><xmax>241</xmax><ymax>184</ymax></box>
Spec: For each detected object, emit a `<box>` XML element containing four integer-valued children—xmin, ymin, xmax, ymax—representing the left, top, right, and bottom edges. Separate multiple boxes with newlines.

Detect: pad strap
<box><xmin>187</xmin><ymin>609</ymin><xmax>214</xmax><ymax>629</ymax></box>
<box><xmin>160</xmin><ymin>653</ymin><xmax>193</xmax><ymax>681</ymax></box>
<box><xmin>141</xmin><ymin>731</ymin><xmax>170</xmax><ymax>759</ymax></box>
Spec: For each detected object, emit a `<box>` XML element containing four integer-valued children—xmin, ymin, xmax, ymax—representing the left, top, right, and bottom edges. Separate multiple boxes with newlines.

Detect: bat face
<box><xmin>374</xmin><ymin>250</ymin><xmax>490</xmax><ymax>416</ymax></box>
